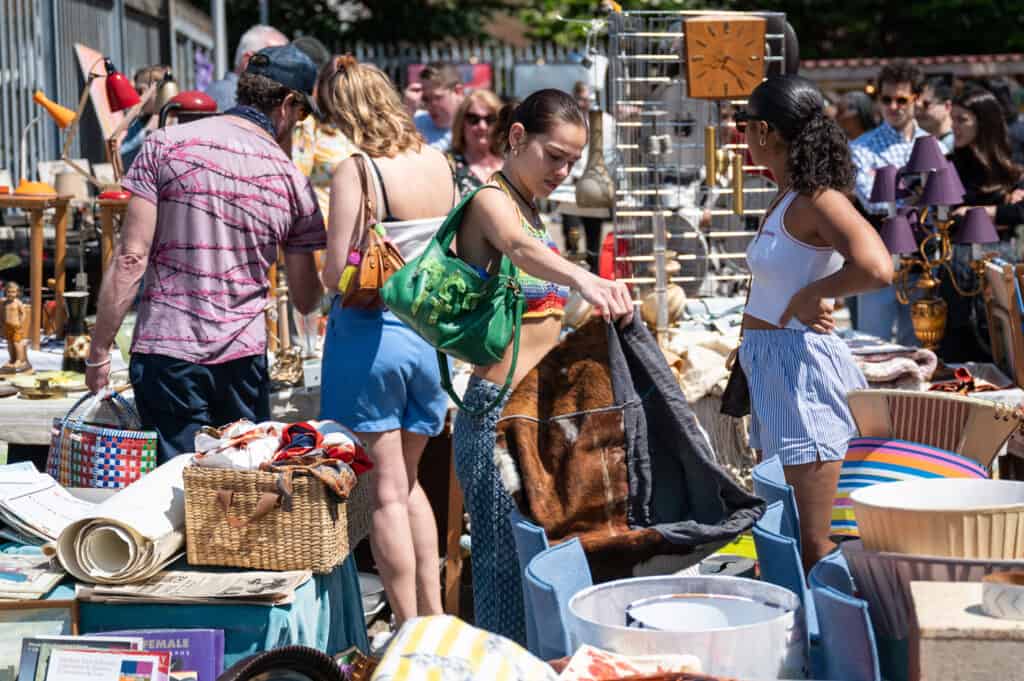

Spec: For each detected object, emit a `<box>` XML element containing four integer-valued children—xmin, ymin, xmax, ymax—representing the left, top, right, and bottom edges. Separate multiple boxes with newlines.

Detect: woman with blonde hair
<box><xmin>448</xmin><ymin>89</ymin><xmax>504</xmax><ymax>195</ymax></box>
<box><xmin>317</xmin><ymin>55</ymin><xmax>456</xmax><ymax>625</ymax></box>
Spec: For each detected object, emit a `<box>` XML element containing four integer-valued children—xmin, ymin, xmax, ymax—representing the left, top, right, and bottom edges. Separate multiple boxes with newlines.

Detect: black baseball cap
<box><xmin>245</xmin><ymin>44</ymin><xmax>319</xmax><ymax>118</ymax></box>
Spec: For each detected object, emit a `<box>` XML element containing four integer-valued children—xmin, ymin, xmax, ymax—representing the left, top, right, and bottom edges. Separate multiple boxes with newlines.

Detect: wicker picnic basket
<box><xmin>182</xmin><ymin>464</ymin><xmax>372</xmax><ymax>574</ymax></box>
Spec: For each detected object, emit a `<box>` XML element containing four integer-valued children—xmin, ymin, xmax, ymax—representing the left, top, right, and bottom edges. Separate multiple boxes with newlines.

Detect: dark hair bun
<box><xmin>490</xmin><ymin>89</ymin><xmax>587</xmax><ymax>156</ymax></box>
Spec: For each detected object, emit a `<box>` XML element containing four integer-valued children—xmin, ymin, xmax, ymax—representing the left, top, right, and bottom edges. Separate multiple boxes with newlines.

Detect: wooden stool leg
<box><xmin>53</xmin><ymin>203</ymin><xmax>68</xmax><ymax>335</ymax></box>
<box><xmin>29</xmin><ymin>209</ymin><xmax>43</xmax><ymax>350</ymax></box>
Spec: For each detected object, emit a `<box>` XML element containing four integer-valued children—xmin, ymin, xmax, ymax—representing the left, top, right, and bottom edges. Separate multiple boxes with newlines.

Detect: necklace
<box><xmin>498</xmin><ymin>172</ymin><xmax>538</xmax><ymax>214</ymax></box>
<box><xmin>496</xmin><ymin>172</ymin><xmax>546</xmax><ymax>237</ymax></box>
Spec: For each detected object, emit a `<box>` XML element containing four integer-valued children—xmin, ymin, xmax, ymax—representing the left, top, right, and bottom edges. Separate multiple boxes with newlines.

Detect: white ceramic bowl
<box><xmin>982</xmin><ymin>572</ymin><xmax>1024</xmax><ymax>620</ymax></box>
<box><xmin>850</xmin><ymin>479</ymin><xmax>1024</xmax><ymax>559</ymax></box>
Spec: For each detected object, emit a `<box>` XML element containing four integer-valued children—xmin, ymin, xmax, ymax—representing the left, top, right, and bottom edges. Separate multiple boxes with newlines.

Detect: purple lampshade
<box><xmin>904</xmin><ymin>135</ymin><xmax>948</xmax><ymax>174</ymax></box>
<box><xmin>955</xmin><ymin>206</ymin><xmax>999</xmax><ymax>244</ymax></box>
<box><xmin>870</xmin><ymin>165</ymin><xmax>899</xmax><ymax>203</ymax></box>
<box><xmin>919</xmin><ymin>166</ymin><xmax>965</xmax><ymax>207</ymax></box>
<box><xmin>880</xmin><ymin>214</ymin><xmax>918</xmax><ymax>254</ymax></box>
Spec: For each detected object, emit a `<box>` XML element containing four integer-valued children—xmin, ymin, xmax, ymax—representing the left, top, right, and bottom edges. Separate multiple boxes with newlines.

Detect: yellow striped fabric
<box><xmin>370</xmin><ymin>615</ymin><xmax>558</xmax><ymax>681</ymax></box>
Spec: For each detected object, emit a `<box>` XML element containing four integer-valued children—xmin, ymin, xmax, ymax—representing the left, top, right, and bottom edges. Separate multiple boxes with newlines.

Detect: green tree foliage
<box><xmin>520</xmin><ymin>0</ymin><xmax>1024</xmax><ymax>56</ymax></box>
<box><xmin>521</xmin><ymin>0</ymin><xmax>723</xmax><ymax>46</ymax></box>
<box><xmin>205</xmin><ymin>0</ymin><xmax>509</xmax><ymax>54</ymax></box>
<box><xmin>729</xmin><ymin>0</ymin><xmax>1024</xmax><ymax>57</ymax></box>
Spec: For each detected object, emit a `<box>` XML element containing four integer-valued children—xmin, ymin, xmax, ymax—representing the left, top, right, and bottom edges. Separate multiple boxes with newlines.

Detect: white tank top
<box><xmin>359</xmin><ymin>151</ymin><xmax>449</xmax><ymax>261</ymax></box>
<box><xmin>745</xmin><ymin>191</ymin><xmax>844</xmax><ymax>330</ymax></box>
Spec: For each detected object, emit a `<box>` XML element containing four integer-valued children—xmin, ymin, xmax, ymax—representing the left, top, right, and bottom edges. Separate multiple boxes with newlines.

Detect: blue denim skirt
<box><xmin>320</xmin><ymin>300</ymin><xmax>448</xmax><ymax>436</ymax></box>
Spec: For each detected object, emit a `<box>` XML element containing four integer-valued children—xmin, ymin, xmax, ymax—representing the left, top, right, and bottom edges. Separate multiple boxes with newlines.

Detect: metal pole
<box><xmin>212</xmin><ymin>0</ymin><xmax>228</xmax><ymax>80</ymax></box>
<box><xmin>259</xmin><ymin>0</ymin><xmax>269</xmax><ymax>26</ymax></box>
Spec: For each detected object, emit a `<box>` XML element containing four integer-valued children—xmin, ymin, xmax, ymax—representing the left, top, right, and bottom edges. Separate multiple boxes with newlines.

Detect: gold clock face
<box><xmin>684</xmin><ymin>16</ymin><xmax>767</xmax><ymax>100</ymax></box>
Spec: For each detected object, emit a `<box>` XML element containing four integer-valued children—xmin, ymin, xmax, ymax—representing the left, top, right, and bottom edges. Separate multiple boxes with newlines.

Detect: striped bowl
<box><xmin>850</xmin><ymin>479</ymin><xmax>1024</xmax><ymax>559</ymax></box>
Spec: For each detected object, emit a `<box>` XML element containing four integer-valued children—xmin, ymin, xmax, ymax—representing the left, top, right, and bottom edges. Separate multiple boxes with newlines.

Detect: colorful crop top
<box><xmin>492</xmin><ymin>174</ymin><xmax>570</xmax><ymax>319</ymax></box>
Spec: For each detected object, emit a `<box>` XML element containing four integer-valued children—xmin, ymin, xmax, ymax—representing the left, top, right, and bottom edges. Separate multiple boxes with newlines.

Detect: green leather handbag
<box><xmin>381</xmin><ymin>186</ymin><xmax>524</xmax><ymax>416</ymax></box>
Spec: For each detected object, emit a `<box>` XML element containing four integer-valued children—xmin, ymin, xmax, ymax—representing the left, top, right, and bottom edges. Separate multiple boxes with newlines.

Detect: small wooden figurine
<box><xmin>2</xmin><ymin>281</ymin><xmax>31</xmax><ymax>373</ymax></box>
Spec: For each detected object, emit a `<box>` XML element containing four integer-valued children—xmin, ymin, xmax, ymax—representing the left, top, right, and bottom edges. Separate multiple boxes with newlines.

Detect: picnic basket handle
<box><xmin>66</xmin><ymin>391</ymin><xmax>143</xmax><ymax>429</ymax></box>
<box><xmin>215</xmin><ymin>490</ymin><xmax>280</xmax><ymax>528</ymax></box>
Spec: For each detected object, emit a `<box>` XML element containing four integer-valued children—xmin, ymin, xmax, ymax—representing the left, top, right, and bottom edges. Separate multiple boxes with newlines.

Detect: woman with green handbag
<box><xmin>451</xmin><ymin>90</ymin><xmax>633</xmax><ymax>644</ymax></box>
<box><xmin>315</xmin><ymin>57</ymin><xmax>457</xmax><ymax>629</ymax></box>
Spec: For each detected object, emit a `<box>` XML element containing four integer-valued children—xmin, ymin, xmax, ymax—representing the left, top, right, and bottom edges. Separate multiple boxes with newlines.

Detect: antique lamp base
<box><xmin>910</xmin><ymin>297</ymin><xmax>948</xmax><ymax>351</ymax></box>
<box><xmin>62</xmin><ymin>291</ymin><xmax>90</xmax><ymax>373</ymax></box>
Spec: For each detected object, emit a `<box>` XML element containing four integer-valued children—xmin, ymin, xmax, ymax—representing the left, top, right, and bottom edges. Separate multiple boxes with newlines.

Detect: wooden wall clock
<box><xmin>684</xmin><ymin>15</ymin><xmax>767</xmax><ymax>100</ymax></box>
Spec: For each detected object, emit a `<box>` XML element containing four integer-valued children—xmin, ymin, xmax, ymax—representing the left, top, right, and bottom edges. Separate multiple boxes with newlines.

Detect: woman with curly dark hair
<box><xmin>736</xmin><ymin>75</ymin><xmax>893</xmax><ymax>569</ymax></box>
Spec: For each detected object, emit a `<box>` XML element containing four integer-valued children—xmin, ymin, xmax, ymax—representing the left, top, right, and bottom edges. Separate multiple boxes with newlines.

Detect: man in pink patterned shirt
<box><xmin>86</xmin><ymin>45</ymin><xmax>326</xmax><ymax>462</ymax></box>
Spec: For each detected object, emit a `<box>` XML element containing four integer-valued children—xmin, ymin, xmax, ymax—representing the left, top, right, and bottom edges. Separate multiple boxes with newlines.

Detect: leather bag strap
<box><xmin>350</xmin><ymin>152</ymin><xmax>378</xmax><ymax>253</ymax></box>
<box><xmin>439</xmin><ymin>291</ymin><xmax>525</xmax><ymax>417</ymax></box>
<box><xmin>216</xmin><ymin>490</ymin><xmax>280</xmax><ymax>528</ymax></box>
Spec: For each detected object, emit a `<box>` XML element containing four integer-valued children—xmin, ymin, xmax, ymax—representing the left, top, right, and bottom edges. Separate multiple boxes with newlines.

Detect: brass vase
<box><xmin>575</xmin><ymin>109</ymin><xmax>615</xmax><ymax>209</ymax></box>
<box><xmin>62</xmin><ymin>291</ymin><xmax>90</xmax><ymax>372</ymax></box>
<box><xmin>910</xmin><ymin>297</ymin><xmax>947</xmax><ymax>351</ymax></box>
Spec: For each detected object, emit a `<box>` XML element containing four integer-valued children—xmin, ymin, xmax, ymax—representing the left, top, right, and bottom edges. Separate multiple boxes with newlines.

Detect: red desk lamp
<box><xmin>19</xmin><ymin>56</ymin><xmax>141</xmax><ymax>198</ymax></box>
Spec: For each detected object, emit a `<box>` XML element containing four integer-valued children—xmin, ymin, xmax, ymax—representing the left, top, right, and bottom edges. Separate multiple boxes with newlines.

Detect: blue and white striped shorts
<box><xmin>739</xmin><ymin>329</ymin><xmax>866</xmax><ymax>466</ymax></box>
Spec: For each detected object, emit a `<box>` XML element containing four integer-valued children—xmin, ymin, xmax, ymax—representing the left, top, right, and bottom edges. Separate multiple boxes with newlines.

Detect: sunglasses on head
<box><xmin>465</xmin><ymin>112</ymin><xmax>497</xmax><ymax>126</ymax></box>
<box><xmin>881</xmin><ymin>95</ymin><xmax>913</xmax><ymax>107</ymax></box>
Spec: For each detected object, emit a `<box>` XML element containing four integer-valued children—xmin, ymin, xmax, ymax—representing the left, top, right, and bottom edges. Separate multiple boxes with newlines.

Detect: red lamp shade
<box><xmin>104</xmin><ymin>59</ymin><xmax>141</xmax><ymax>112</ymax></box>
<box><xmin>167</xmin><ymin>91</ymin><xmax>218</xmax><ymax>112</ymax></box>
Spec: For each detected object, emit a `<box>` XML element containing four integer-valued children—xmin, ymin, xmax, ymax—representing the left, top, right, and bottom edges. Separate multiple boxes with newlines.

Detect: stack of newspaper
<box><xmin>0</xmin><ymin>552</ymin><xmax>65</xmax><ymax>599</ymax></box>
<box><xmin>55</xmin><ymin>454</ymin><xmax>191</xmax><ymax>584</ymax></box>
<box><xmin>0</xmin><ymin>462</ymin><xmax>95</xmax><ymax>544</ymax></box>
<box><xmin>75</xmin><ymin>568</ymin><xmax>312</xmax><ymax>606</ymax></box>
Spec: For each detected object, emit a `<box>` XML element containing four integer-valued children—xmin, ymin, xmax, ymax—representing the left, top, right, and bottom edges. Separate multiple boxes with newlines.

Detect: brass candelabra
<box><xmin>874</xmin><ymin>136</ymin><xmax>999</xmax><ymax>352</ymax></box>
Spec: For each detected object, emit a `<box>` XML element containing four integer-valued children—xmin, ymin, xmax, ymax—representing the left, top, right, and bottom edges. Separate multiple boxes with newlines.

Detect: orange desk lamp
<box><xmin>18</xmin><ymin>57</ymin><xmax>141</xmax><ymax>198</ymax></box>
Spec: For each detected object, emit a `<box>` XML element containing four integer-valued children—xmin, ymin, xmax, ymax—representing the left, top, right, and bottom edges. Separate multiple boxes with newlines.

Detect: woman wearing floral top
<box><xmin>447</xmin><ymin>89</ymin><xmax>504</xmax><ymax>196</ymax></box>
<box><xmin>292</xmin><ymin>113</ymin><xmax>356</xmax><ymax>219</ymax></box>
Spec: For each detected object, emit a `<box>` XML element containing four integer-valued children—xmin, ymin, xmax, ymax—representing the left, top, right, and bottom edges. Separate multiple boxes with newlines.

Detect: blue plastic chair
<box><xmin>524</xmin><ymin>537</ymin><xmax>593</xmax><ymax>661</ymax></box>
<box><xmin>808</xmin><ymin>548</ymin><xmax>854</xmax><ymax>595</ymax></box>
<box><xmin>810</xmin><ymin>551</ymin><xmax>882</xmax><ymax>681</ymax></box>
<box><xmin>753</xmin><ymin>502</ymin><xmax>819</xmax><ymax>645</ymax></box>
<box><xmin>507</xmin><ymin>509</ymin><xmax>549</xmax><ymax>657</ymax></box>
<box><xmin>752</xmin><ymin>456</ymin><xmax>801</xmax><ymax>551</ymax></box>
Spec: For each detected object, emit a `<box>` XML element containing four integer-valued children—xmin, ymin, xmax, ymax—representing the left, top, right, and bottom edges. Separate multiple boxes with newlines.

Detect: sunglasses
<box><xmin>733</xmin><ymin>110</ymin><xmax>770</xmax><ymax>135</ymax></box>
<box><xmin>465</xmin><ymin>112</ymin><xmax>497</xmax><ymax>126</ymax></box>
<box><xmin>881</xmin><ymin>95</ymin><xmax>913</xmax><ymax>107</ymax></box>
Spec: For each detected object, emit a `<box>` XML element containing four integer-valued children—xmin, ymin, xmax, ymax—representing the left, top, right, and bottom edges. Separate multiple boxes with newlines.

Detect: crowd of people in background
<box><xmin>93</xmin><ymin>22</ymin><xmax>1024</xmax><ymax>650</ymax></box>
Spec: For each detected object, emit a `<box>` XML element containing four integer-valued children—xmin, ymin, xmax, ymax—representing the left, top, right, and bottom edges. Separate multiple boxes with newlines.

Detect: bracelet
<box><xmin>84</xmin><ymin>356</ymin><xmax>112</xmax><ymax>368</ymax></box>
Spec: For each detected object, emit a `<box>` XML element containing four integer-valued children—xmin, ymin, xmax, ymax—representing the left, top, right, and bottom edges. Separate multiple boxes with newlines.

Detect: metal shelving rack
<box><xmin>608</xmin><ymin>10</ymin><xmax>789</xmax><ymax>335</ymax></box>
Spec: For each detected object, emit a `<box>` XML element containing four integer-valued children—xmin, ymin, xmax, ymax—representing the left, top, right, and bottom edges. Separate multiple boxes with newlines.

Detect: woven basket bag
<box><xmin>183</xmin><ymin>465</ymin><xmax>372</xmax><ymax>574</ymax></box>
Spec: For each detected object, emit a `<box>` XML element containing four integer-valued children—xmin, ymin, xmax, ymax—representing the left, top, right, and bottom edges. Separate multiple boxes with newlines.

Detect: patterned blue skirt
<box><xmin>452</xmin><ymin>375</ymin><xmax>526</xmax><ymax>645</ymax></box>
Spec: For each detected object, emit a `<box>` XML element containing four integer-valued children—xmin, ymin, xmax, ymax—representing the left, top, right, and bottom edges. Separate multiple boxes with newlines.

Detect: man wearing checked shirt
<box><xmin>850</xmin><ymin>60</ymin><xmax>929</xmax><ymax>346</ymax></box>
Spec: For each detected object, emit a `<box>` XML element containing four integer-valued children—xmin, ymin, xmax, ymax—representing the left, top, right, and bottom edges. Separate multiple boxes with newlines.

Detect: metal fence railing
<box><xmin>338</xmin><ymin>40</ymin><xmax>582</xmax><ymax>98</ymax></box>
<box><xmin>1</xmin><ymin>0</ymin><xmax>212</xmax><ymax>188</ymax></box>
